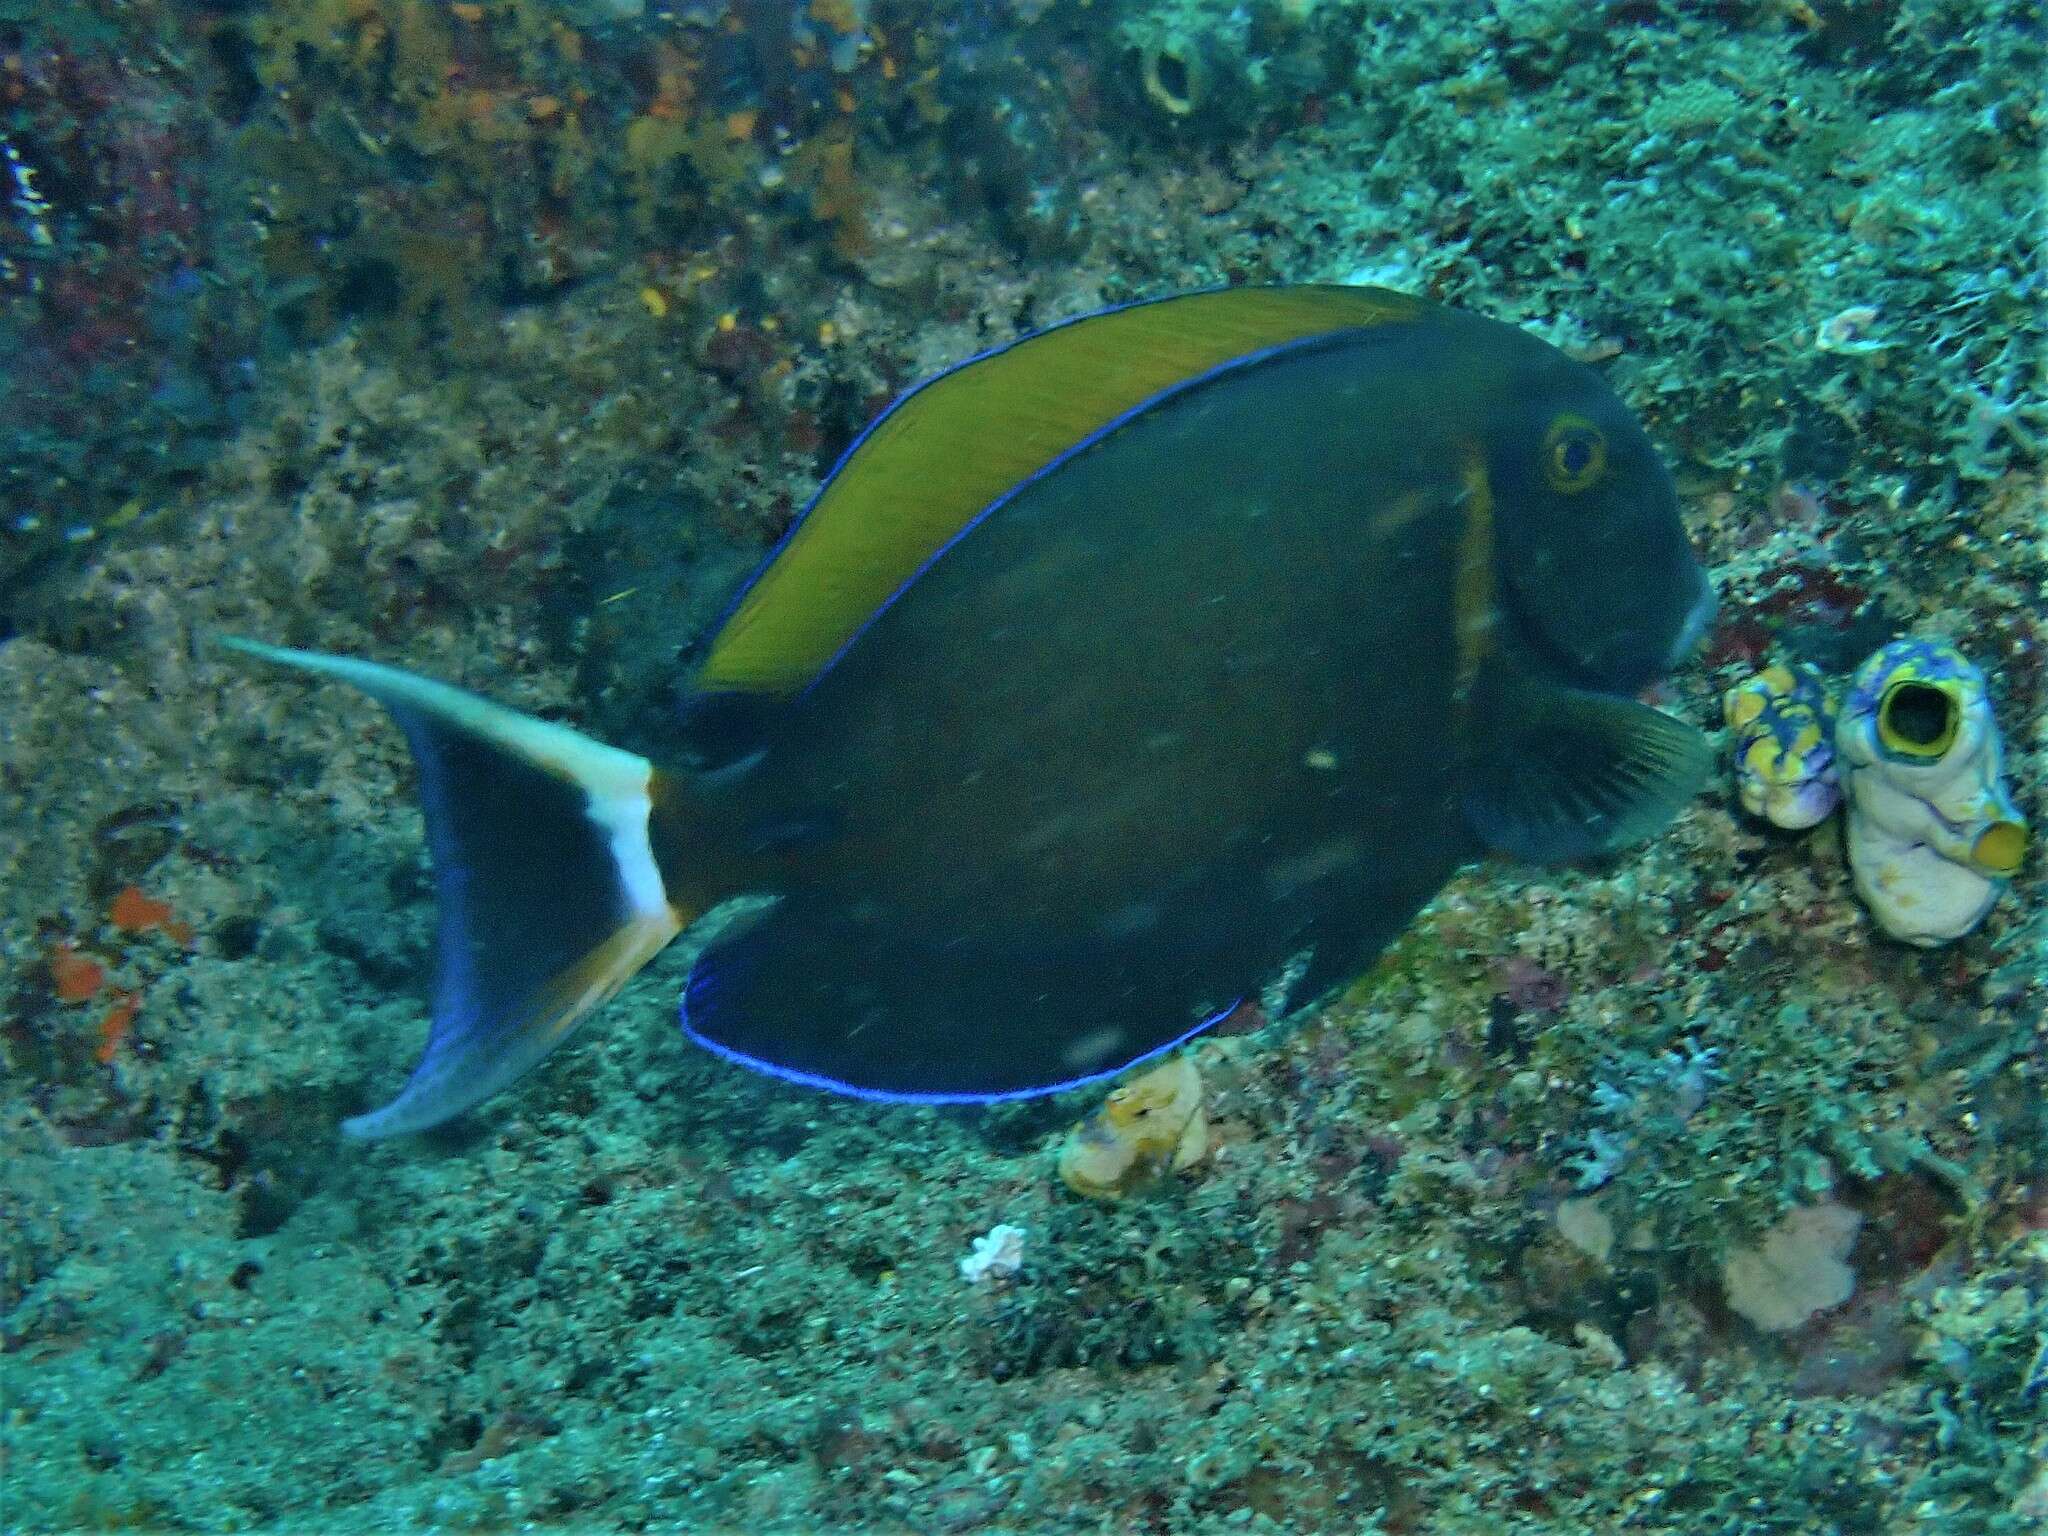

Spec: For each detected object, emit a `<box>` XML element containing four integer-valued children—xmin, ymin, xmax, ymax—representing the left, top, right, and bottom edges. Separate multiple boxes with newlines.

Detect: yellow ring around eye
<box><xmin>1876</xmin><ymin>679</ymin><xmax>1960</xmax><ymax>759</ymax></box>
<box><xmin>1543</xmin><ymin>415</ymin><xmax>1607</xmax><ymax>494</ymax></box>
<box><xmin>1971</xmin><ymin>820</ymin><xmax>2026</xmax><ymax>876</ymax></box>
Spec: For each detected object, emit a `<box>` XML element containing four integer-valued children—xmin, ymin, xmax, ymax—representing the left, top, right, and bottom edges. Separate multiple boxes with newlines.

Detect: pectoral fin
<box><xmin>1461</xmin><ymin>674</ymin><xmax>1711</xmax><ymax>864</ymax></box>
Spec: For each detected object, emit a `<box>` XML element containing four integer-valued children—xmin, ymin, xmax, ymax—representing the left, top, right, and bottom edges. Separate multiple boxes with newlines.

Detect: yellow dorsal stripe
<box><xmin>697</xmin><ymin>284</ymin><xmax>1425</xmax><ymax>695</ymax></box>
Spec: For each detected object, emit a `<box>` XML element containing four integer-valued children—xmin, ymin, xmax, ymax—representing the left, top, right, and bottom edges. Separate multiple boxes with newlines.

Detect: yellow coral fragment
<box><xmin>1057</xmin><ymin>1054</ymin><xmax>1207</xmax><ymax>1201</ymax></box>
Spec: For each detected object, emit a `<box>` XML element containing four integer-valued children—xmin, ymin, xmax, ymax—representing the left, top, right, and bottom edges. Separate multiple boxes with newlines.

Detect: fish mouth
<box><xmin>1498</xmin><ymin>562</ymin><xmax>1716</xmax><ymax>698</ymax></box>
<box><xmin>1666</xmin><ymin>580</ymin><xmax>1718</xmax><ymax>670</ymax></box>
<box><xmin>1599</xmin><ymin>577</ymin><xmax>1715</xmax><ymax>689</ymax></box>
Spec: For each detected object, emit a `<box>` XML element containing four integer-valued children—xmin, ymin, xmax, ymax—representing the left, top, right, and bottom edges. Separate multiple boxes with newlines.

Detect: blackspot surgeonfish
<box><xmin>224</xmin><ymin>285</ymin><xmax>1719</xmax><ymax>1138</ymax></box>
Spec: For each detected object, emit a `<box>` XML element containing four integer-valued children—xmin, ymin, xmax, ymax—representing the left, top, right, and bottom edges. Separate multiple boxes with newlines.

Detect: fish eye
<box><xmin>1543</xmin><ymin>415</ymin><xmax>1607</xmax><ymax>494</ymax></box>
<box><xmin>1877</xmin><ymin>679</ymin><xmax>1960</xmax><ymax>760</ymax></box>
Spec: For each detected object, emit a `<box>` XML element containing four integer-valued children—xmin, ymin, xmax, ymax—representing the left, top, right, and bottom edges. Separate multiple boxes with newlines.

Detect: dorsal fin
<box><xmin>695</xmin><ymin>284</ymin><xmax>1425</xmax><ymax>696</ymax></box>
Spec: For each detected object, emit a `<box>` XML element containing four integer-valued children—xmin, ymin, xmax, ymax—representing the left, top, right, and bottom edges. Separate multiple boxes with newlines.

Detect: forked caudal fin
<box><xmin>220</xmin><ymin>638</ymin><xmax>691</xmax><ymax>1138</ymax></box>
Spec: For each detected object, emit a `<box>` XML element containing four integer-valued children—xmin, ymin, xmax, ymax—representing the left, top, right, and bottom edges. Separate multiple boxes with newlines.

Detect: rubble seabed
<box><xmin>2</xmin><ymin>3</ymin><xmax>2043</xmax><ymax>1533</ymax></box>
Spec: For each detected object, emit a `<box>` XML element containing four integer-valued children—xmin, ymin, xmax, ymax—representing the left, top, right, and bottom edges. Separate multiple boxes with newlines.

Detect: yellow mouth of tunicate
<box><xmin>1877</xmin><ymin>679</ymin><xmax>1959</xmax><ymax>760</ymax></box>
<box><xmin>1971</xmin><ymin>819</ymin><xmax>2027</xmax><ymax>876</ymax></box>
<box><xmin>1141</xmin><ymin>46</ymin><xmax>1199</xmax><ymax>117</ymax></box>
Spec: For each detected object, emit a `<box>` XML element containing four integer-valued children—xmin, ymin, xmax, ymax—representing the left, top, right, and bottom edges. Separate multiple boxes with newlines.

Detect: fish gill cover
<box><xmin>0</xmin><ymin>2</ymin><xmax>2043</xmax><ymax>1534</ymax></box>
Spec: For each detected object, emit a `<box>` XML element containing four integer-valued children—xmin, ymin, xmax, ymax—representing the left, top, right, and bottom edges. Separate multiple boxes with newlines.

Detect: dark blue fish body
<box><xmin>226</xmin><ymin>286</ymin><xmax>1715</xmax><ymax>1136</ymax></box>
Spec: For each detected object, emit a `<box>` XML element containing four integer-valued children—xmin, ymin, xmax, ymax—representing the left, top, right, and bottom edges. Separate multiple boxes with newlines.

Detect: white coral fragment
<box><xmin>959</xmin><ymin>1223</ymin><xmax>1027</xmax><ymax>1285</ymax></box>
<box><xmin>1722</xmin><ymin>1202</ymin><xmax>1861</xmax><ymax>1333</ymax></box>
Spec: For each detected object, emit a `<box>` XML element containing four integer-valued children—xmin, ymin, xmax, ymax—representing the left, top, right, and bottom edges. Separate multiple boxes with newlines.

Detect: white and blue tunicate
<box><xmin>1835</xmin><ymin>639</ymin><xmax>2028</xmax><ymax>946</ymax></box>
<box><xmin>1723</xmin><ymin>661</ymin><xmax>1841</xmax><ymax>830</ymax></box>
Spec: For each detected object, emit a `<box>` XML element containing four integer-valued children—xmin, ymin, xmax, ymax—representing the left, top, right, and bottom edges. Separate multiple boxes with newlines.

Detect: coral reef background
<box><xmin>2</xmin><ymin>1</ymin><xmax>2043</xmax><ymax>1531</ymax></box>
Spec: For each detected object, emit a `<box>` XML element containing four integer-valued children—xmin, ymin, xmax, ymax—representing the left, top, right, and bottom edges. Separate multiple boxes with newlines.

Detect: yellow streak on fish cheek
<box><xmin>1449</xmin><ymin>447</ymin><xmax>1498</xmax><ymax>724</ymax></box>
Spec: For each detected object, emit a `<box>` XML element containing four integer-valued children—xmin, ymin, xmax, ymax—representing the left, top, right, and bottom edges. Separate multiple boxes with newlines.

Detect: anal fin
<box><xmin>681</xmin><ymin>899</ymin><xmax>1234</xmax><ymax>1102</ymax></box>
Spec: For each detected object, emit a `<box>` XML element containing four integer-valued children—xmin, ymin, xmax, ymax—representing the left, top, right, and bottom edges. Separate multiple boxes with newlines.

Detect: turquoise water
<box><xmin>1</xmin><ymin>3</ymin><xmax>2042</xmax><ymax>1531</ymax></box>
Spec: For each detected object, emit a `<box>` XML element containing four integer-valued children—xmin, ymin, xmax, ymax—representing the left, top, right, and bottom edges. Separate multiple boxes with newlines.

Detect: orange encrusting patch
<box><xmin>110</xmin><ymin>884</ymin><xmax>195</xmax><ymax>946</ymax></box>
<box><xmin>49</xmin><ymin>942</ymin><xmax>107</xmax><ymax>1003</ymax></box>
<box><xmin>110</xmin><ymin>884</ymin><xmax>173</xmax><ymax>932</ymax></box>
<box><xmin>95</xmin><ymin>991</ymin><xmax>140</xmax><ymax>1064</ymax></box>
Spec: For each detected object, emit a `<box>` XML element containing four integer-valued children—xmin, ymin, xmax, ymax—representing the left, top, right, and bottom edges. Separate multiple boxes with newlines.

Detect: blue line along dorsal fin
<box><xmin>219</xmin><ymin>638</ymin><xmax>688</xmax><ymax>1138</ymax></box>
<box><xmin>694</xmin><ymin>284</ymin><xmax>1426</xmax><ymax>698</ymax></box>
